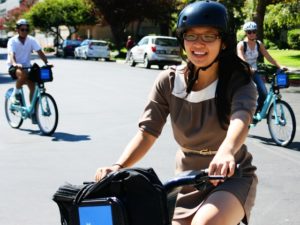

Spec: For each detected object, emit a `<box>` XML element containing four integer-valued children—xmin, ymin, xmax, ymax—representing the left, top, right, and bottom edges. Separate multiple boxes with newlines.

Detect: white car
<box><xmin>128</xmin><ymin>35</ymin><xmax>182</xmax><ymax>69</ymax></box>
<box><xmin>74</xmin><ymin>39</ymin><xmax>110</xmax><ymax>61</ymax></box>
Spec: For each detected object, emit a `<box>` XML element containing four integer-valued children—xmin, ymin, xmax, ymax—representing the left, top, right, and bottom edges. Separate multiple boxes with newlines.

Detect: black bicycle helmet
<box><xmin>176</xmin><ymin>0</ymin><xmax>229</xmax><ymax>45</ymax></box>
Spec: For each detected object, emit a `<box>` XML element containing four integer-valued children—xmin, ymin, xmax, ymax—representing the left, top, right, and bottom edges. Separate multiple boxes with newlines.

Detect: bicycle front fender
<box><xmin>5</xmin><ymin>88</ymin><xmax>14</xmax><ymax>99</ymax></box>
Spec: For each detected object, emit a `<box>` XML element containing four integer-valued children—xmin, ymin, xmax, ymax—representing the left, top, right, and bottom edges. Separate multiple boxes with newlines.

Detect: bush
<box><xmin>287</xmin><ymin>29</ymin><xmax>300</xmax><ymax>50</ymax></box>
<box><xmin>257</xmin><ymin>63</ymin><xmax>277</xmax><ymax>76</ymax></box>
<box><xmin>43</xmin><ymin>47</ymin><xmax>55</xmax><ymax>53</ymax></box>
<box><xmin>263</xmin><ymin>39</ymin><xmax>278</xmax><ymax>50</ymax></box>
<box><xmin>236</xmin><ymin>29</ymin><xmax>245</xmax><ymax>42</ymax></box>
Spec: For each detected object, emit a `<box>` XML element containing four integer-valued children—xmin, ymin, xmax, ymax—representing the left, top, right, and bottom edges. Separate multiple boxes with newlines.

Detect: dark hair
<box><xmin>184</xmin><ymin>33</ymin><xmax>252</xmax><ymax>129</ymax></box>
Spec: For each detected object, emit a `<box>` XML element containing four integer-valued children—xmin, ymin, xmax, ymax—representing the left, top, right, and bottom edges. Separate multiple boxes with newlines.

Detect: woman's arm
<box><xmin>209</xmin><ymin>110</ymin><xmax>251</xmax><ymax>178</ymax></box>
<box><xmin>259</xmin><ymin>43</ymin><xmax>281</xmax><ymax>69</ymax></box>
<box><xmin>115</xmin><ymin>130</ymin><xmax>157</xmax><ymax>168</ymax></box>
<box><xmin>95</xmin><ymin>130</ymin><xmax>157</xmax><ymax>181</ymax></box>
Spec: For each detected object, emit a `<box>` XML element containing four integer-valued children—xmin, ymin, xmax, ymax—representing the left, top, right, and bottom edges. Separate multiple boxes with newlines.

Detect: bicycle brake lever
<box><xmin>208</xmin><ymin>175</ymin><xmax>226</xmax><ymax>180</ymax></box>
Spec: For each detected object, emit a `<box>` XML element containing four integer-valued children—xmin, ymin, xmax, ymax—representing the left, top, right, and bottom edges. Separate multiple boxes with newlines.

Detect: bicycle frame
<box><xmin>252</xmin><ymin>81</ymin><xmax>283</xmax><ymax>125</ymax></box>
<box><xmin>8</xmin><ymin>83</ymin><xmax>46</xmax><ymax>119</ymax></box>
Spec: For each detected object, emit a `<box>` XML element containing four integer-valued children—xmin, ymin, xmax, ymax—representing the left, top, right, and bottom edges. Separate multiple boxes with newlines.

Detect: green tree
<box><xmin>25</xmin><ymin>0</ymin><xmax>96</xmax><ymax>44</ymax></box>
<box><xmin>250</xmin><ymin>0</ymin><xmax>297</xmax><ymax>41</ymax></box>
<box><xmin>264</xmin><ymin>2</ymin><xmax>300</xmax><ymax>48</ymax></box>
<box><xmin>90</xmin><ymin>0</ymin><xmax>177</xmax><ymax>50</ymax></box>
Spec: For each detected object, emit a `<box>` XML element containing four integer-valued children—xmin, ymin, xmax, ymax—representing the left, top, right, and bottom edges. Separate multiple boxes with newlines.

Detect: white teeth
<box><xmin>193</xmin><ymin>51</ymin><xmax>206</xmax><ymax>55</ymax></box>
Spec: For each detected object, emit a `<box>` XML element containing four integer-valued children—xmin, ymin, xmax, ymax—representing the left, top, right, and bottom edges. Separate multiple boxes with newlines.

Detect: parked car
<box><xmin>128</xmin><ymin>35</ymin><xmax>182</xmax><ymax>69</ymax></box>
<box><xmin>57</xmin><ymin>39</ymin><xmax>82</xmax><ymax>58</ymax></box>
<box><xmin>74</xmin><ymin>39</ymin><xmax>110</xmax><ymax>61</ymax></box>
<box><xmin>0</xmin><ymin>37</ymin><xmax>8</xmax><ymax>48</ymax></box>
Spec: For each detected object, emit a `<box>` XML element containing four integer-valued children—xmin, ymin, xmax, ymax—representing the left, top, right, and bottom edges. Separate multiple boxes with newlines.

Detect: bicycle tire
<box><xmin>267</xmin><ymin>100</ymin><xmax>296</xmax><ymax>147</ymax></box>
<box><xmin>4</xmin><ymin>88</ymin><xmax>23</xmax><ymax>128</ymax></box>
<box><xmin>35</xmin><ymin>93</ymin><xmax>58</xmax><ymax>135</ymax></box>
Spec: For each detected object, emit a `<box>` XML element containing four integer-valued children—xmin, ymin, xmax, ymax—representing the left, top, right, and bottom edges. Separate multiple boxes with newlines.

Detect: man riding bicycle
<box><xmin>7</xmin><ymin>19</ymin><xmax>50</xmax><ymax>106</ymax></box>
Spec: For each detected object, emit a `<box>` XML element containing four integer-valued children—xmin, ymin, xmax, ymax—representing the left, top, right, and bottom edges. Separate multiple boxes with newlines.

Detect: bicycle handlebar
<box><xmin>21</xmin><ymin>65</ymin><xmax>53</xmax><ymax>70</ymax></box>
<box><xmin>164</xmin><ymin>164</ymin><xmax>241</xmax><ymax>194</ymax></box>
<box><xmin>164</xmin><ymin>170</ymin><xmax>224</xmax><ymax>193</ymax></box>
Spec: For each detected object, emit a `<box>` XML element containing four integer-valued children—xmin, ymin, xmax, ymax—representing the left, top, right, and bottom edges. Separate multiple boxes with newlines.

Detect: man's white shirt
<box><xmin>7</xmin><ymin>35</ymin><xmax>41</xmax><ymax>68</ymax></box>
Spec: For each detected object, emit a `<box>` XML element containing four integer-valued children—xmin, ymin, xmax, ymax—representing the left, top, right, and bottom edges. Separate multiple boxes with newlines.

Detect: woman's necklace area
<box><xmin>193</xmin><ymin>70</ymin><xmax>217</xmax><ymax>91</ymax></box>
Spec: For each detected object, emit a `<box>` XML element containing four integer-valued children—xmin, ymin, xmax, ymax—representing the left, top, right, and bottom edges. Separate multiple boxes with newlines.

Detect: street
<box><xmin>0</xmin><ymin>55</ymin><xmax>299</xmax><ymax>225</ymax></box>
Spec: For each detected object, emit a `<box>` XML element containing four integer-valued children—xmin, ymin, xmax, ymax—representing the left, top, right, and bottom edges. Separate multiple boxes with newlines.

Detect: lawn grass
<box><xmin>267</xmin><ymin>49</ymin><xmax>300</xmax><ymax>69</ymax></box>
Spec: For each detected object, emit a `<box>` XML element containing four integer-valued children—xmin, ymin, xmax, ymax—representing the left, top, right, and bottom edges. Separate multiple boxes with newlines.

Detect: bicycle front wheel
<box><xmin>267</xmin><ymin>100</ymin><xmax>296</xmax><ymax>147</ymax></box>
<box><xmin>4</xmin><ymin>88</ymin><xmax>23</xmax><ymax>128</ymax></box>
<box><xmin>35</xmin><ymin>93</ymin><xmax>58</xmax><ymax>135</ymax></box>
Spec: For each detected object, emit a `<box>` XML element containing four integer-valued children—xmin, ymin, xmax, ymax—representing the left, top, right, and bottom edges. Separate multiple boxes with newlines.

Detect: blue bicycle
<box><xmin>4</xmin><ymin>64</ymin><xmax>58</xmax><ymax>135</ymax></box>
<box><xmin>251</xmin><ymin>70</ymin><xmax>296</xmax><ymax>147</ymax></box>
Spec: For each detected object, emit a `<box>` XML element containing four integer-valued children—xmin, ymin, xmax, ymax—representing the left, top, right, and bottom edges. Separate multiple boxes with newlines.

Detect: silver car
<box><xmin>74</xmin><ymin>39</ymin><xmax>110</xmax><ymax>61</ymax></box>
<box><xmin>128</xmin><ymin>35</ymin><xmax>182</xmax><ymax>69</ymax></box>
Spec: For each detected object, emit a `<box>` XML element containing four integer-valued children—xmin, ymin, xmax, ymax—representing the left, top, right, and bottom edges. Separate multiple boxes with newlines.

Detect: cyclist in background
<box><xmin>95</xmin><ymin>1</ymin><xmax>257</xmax><ymax>225</ymax></box>
<box><xmin>7</xmin><ymin>19</ymin><xmax>50</xmax><ymax>105</ymax></box>
<box><xmin>237</xmin><ymin>21</ymin><xmax>282</xmax><ymax>113</ymax></box>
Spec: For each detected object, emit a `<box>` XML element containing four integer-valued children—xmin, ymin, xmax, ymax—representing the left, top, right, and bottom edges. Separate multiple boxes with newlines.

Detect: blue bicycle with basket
<box><xmin>4</xmin><ymin>63</ymin><xmax>58</xmax><ymax>135</ymax></box>
<box><xmin>251</xmin><ymin>69</ymin><xmax>296</xmax><ymax>147</ymax></box>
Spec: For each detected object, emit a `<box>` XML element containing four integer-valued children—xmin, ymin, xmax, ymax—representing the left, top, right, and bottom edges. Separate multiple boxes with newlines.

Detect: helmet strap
<box><xmin>198</xmin><ymin>55</ymin><xmax>219</xmax><ymax>71</ymax></box>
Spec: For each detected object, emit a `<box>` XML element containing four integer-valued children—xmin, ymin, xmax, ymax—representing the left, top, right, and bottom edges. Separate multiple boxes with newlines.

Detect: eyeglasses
<box><xmin>183</xmin><ymin>33</ymin><xmax>220</xmax><ymax>43</ymax></box>
<box><xmin>246</xmin><ymin>30</ymin><xmax>256</xmax><ymax>34</ymax></box>
<box><xmin>20</xmin><ymin>28</ymin><xmax>29</xmax><ymax>32</ymax></box>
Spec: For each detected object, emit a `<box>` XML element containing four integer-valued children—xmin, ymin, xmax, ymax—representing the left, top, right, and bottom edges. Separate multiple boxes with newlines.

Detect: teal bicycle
<box><xmin>251</xmin><ymin>70</ymin><xmax>296</xmax><ymax>147</ymax></box>
<box><xmin>4</xmin><ymin>64</ymin><xmax>58</xmax><ymax>136</ymax></box>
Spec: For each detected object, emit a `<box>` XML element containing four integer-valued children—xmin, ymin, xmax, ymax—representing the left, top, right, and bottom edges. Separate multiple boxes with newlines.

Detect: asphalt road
<box><xmin>0</xmin><ymin>54</ymin><xmax>299</xmax><ymax>225</ymax></box>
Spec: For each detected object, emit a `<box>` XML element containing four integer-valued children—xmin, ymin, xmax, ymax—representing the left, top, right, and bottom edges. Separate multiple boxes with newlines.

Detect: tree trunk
<box><xmin>254</xmin><ymin>0</ymin><xmax>268</xmax><ymax>42</ymax></box>
<box><xmin>254</xmin><ymin>0</ymin><xmax>269</xmax><ymax>62</ymax></box>
<box><xmin>110</xmin><ymin>25</ymin><xmax>125</xmax><ymax>50</ymax></box>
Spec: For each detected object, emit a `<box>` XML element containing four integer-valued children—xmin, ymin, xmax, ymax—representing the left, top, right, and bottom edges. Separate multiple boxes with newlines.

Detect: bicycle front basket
<box><xmin>29</xmin><ymin>64</ymin><xmax>53</xmax><ymax>83</ymax></box>
<box><xmin>274</xmin><ymin>72</ymin><xmax>289</xmax><ymax>89</ymax></box>
<box><xmin>39</xmin><ymin>66</ymin><xmax>53</xmax><ymax>83</ymax></box>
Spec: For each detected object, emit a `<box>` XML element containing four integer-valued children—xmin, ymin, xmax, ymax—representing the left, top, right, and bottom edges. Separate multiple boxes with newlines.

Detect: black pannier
<box><xmin>53</xmin><ymin>168</ymin><xmax>171</xmax><ymax>225</ymax></box>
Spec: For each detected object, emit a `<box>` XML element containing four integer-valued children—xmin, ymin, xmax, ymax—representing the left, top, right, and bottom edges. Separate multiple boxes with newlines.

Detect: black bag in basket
<box><xmin>29</xmin><ymin>63</ymin><xmax>53</xmax><ymax>83</ymax></box>
<box><xmin>53</xmin><ymin>168</ymin><xmax>171</xmax><ymax>225</ymax></box>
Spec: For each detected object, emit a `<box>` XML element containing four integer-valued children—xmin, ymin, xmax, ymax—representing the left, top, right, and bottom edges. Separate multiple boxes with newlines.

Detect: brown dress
<box><xmin>139</xmin><ymin>66</ymin><xmax>258</xmax><ymax>224</ymax></box>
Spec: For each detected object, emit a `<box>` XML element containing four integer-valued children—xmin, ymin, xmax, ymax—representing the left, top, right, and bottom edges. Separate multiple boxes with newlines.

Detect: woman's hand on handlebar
<box><xmin>208</xmin><ymin>152</ymin><xmax>236</xmax><ymax>186</ymax></box>
<box><xmin>94</xmin><ymin>164</ymin><xmax>122</xmax><ymax>182</ymax></box>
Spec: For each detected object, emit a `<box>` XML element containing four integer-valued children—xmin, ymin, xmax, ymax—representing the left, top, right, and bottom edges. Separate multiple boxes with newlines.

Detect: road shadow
<box><xmin>18</xmin><ymin>128</ymin><xmax>91</xmax><ymax>142</ymax></box>
<box><xmin>248</xmin><ymin>134</ymin><xmax>300</xmax><ymax>151</ymax></box>
<box><xmin>51</xmin><ymin>132</ymin><xmax>91</xmax><ymax>142</ymax></box>
<box><xmin>0</xmin><ymin>74</ymin><xmax>14</xmax><ymax>84</ymax></box>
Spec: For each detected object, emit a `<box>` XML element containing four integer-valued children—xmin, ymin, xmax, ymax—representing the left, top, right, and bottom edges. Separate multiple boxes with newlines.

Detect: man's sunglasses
<box><xmin>19</xmin><ymin>28</ymin><xmax>29</xmax><ymax>32</ymax></box>
<box><xmin>183</xmin><ymin>33</ymin><xmax>220</xmax><ymax>43</ymax></box>
<box><xmin>246</xmin><ymin>30</ymin><xmax>256</xmax><ymax>34</ymax></box>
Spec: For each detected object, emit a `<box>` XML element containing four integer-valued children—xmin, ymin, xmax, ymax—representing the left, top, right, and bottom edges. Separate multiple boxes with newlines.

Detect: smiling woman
<box><xmin>95</xmin><ymin>2</ymin><xmax>258</xmax><ymax>225</ymax></box>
